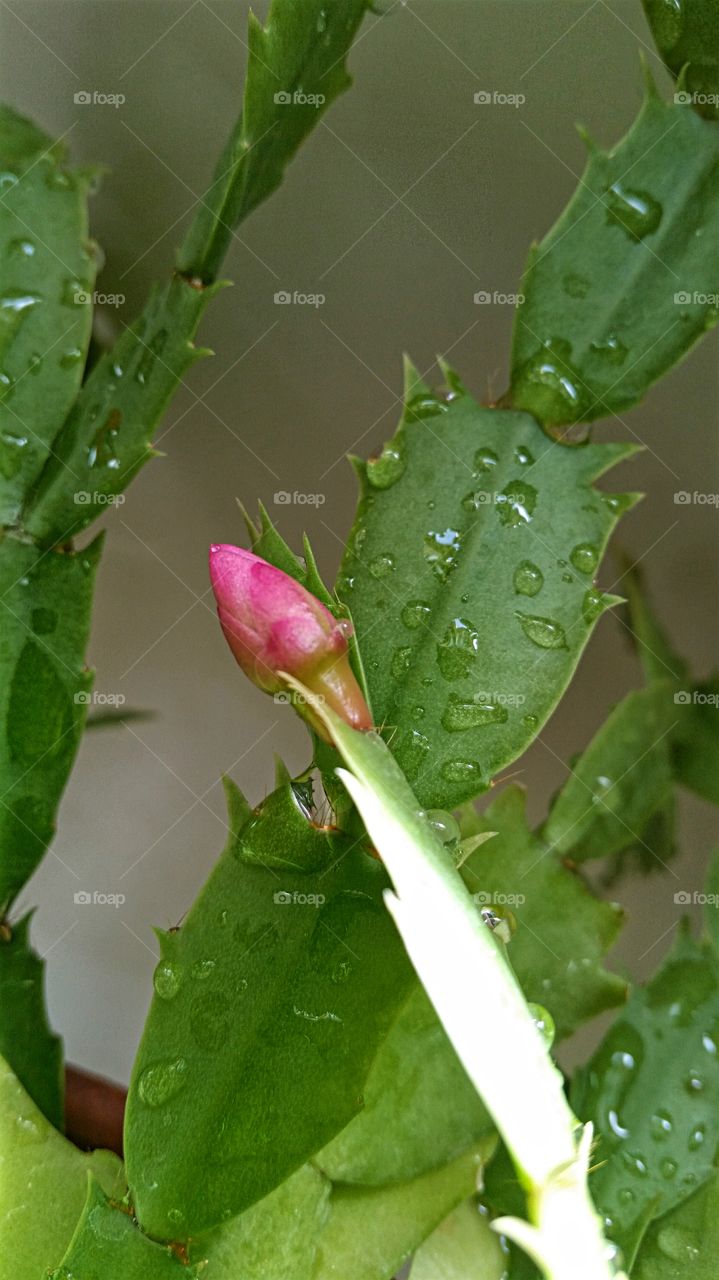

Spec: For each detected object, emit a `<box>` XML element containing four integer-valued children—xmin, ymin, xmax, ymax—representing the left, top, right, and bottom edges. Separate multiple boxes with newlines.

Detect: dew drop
<box><xmin>650</xmin><ymin>1110</ymin><xmax>673</xmax><ymax>1141</ymax></box>
<box><xmin>442</xmin><ymin>693</ymin><xmax>508</xmax><ymax>732</ymax></box>
<box><xmin>153</xmin><ymin>959</ymin><xmax>182</xmax><ymax>1000</ymax></box>
<box><xmin>138</xmin><ymin>1057</ymin><xmax>189</xmax><ymax>1107</ymax></box>
<box><xmin>605</xmin><ymin>184</ymin><xmax>662</xmax><ymax>240</ymax></box>
<box><xmin>661</xmin><ymin>1158</ymin><xmax>678</xmax><ymax>1180</ymax></box>
<box><xmin>685</xmin><ymin>1072</ymin><xmax>704</xmax><ymax>1093</ymax></box>
<box><xmin>134</xmin><ymin>328</ymin><xmax>168</xmax><ymax>384</ymax></box>
<box><xmin>424</xmin><ymin>529</ymin><xmax>461</xmax><ymax>580</ymax></box>
<box><xmin>424</xmin><ymin>809</ymin><xmax>461</xmax><ymax>845</ymax></box>
<box><xmin>496</xmin><ymin>479</ymin><xmax>537</xmax><ymax>526</ymax></box>
<box><xmin>570</xmin><ymin>542</ymin><xmax>598</xmax><ymax>574</ymax></box>
<box><xmin>582</xmin><ymin>588</ymin><xmax>606</xmax><ymax>623</ymax></box>
<box><xmin>515</xmin><ymin>611</ymin><xmax>568</xmax><ymax>650</ymax></box>
<box><xmin>522</xmin><ymin>713</ymin><xmax>538</xmax><ymax>730</ymax></box>
<box><xmin>8</xmin><ymin>238</ymin><xmax>35</xmax><ymax>257</ymax></box>
<box><xmin>0</xmin><ymin>430</ymin><xmax>28</xmax><ymax>480</ymax></box>
<box><xmin>391</xmin><ymin>646</ymin><xmax>412</xmax><ymax>678</ymax></box>
<box><xmin>406</xmin><ymin>392</ymin><xmax>448</xmax><ymax>420</ymax></box>
<box><xmin>513</xmin><ymin>337</ymin><xmax>587</xmax><ymax>423</ymax></box>
<box><xmin>513</xmin><ymin>560</ymin><xmax>544</xmax><ymax>597</ymax></box>
<box><xmin>369</xmin><ymin>553</ymin><xmax>395</xmax><ymax>579</ymax></box>
<box><xmin>60</xmin><ymin>346</ymin><xmax>84</xmax><ymax>368</ymax></box>
<box><xmin>0</xmin><ymin>289</ymin><xmax>40</xmax><ymax>314</ymax></box>
<box><xmin>514</xmin><ymin>444</ymin><xmax>534</xmax><ymax>465</ymax></box>
<box><xmin>657</xmin><ymin>1226</ymin><xmax>700</xmax><ymax>1264</ymax></box>
<box><xmin>396</xmin><ymin>729</ymin><xmax>430</xmax><ymax>780</ymax></box>
<box><xmin>590</xmin><ymin>335</ymin><xmax>628</xmax><ymax>365</ymax></box>
<box><xmin>440</xmin><ymin>758</ymin><xmax>482</xmax><ymax>784</ymax></box>
<box><xmin>191</xmin><ymin>958</ymin><xmax>216</xmax><ymax>981</ymax></box>
<box><xmin>367</xmin><ymin>444</ymin><xmax>406</xmax><ymax>490</ymax></box>
<box><xmin>562</xmin><ymin>272</ymin><xmax>591</xmax><ymax>299</ymax></box>
<box><xmin>401</xmin><ymin>599</ymin><xmax>431</xmax><ymax>630</ymax></box>
<box><xmin>473</xmin><ymin>446</ymin><xmax>499</xmax><ymax>474</ymax></box>
<box><xmin>437</xmin><ymin>617</ymin><xmax>479</xmax><ymax>681</ymax></box>
<box><xmin>688</xmin><ymin>1123</ymin><xmax>706</xmax><ymax>1150</ymax></box>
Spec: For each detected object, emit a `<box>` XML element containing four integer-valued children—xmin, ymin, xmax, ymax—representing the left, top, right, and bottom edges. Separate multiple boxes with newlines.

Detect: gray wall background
<box><xmin>3</xmin><ymin>0</ymin><xmax>717</xmax><ymax>1085</ymax></box>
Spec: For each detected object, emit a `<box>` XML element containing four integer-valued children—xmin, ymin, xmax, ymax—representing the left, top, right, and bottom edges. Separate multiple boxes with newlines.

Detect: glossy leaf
<box><xmin>510</xmin><ymin>85</ymin><xmax>719</xmax><ymax>425</ymax></box>
<box><xmin>459</xmin><ymin>786</ymin><xmax>626</xmax><ymax>1039</ymax></box>
<box><xmin>177</xmin><ymin>0</ymin><xmax>370</xmax><ymax>282</ymax></box>
<box><xmin>0</xmin><ymin>1056</ymin><xmax>123</xmax><ymax>1280</ymax></box>
<box><xmin>571</xmin><ymin>926</ymin><xmax>719</xmax><ymax>1266</ymax></box>
<box><xmin>542</xmin><ymin>683</ymin><xmax>676</xmax><ymax>863</ymax></box>
<box><xmin>642</xmin><ymin>0</ymin><xmax>719</xmax><ymax>118</ymax></box>
<box><xmin>633</xmin><ymin>1169</ymin><xmax>719</xmax><ymax>1278</ymax></box>
<box><xmin>337</xmin><ymin>363</ymin><xmax>635</xmax><ymax>809</ymax></box>
<box><xmin>317</xmin><ymin>983</ymin><xmax>492</xmax><ymax>1185</ymax></box>
<box><xmin>125</xmin><ymin>778</ymin><xmax>413</xmax><ymax>1239</ymax></box>
<box><xmin>49</xmin><ymin>1181</ymin><xmax>194</xmax><ymax>1280</ymax></box>
<box><xmin>0</xmin><ymin>532</ymin><xmax>102</xmax><ymax>911</ymax></box>
<box><xmin>410</xmin><ymin>1198</ymin><xmax>508</xmax><ymax>1280</ymax></box>
<box><xmin>188</xmin><ymin>1164</ymin><xmax>329</xmax><ymax>1278</ymax></box>
<box><xmin>0</xmin><ymin>105</ymin><xmax>96</xmax><ymax>524</ymax></box>
<box><xmin>22</xmin><ymin>276</ymin><xmax>218</xmax><ymax>545</ymax></box>
<box><xmin>313</xmin><ymin>1146</ymin><xmax>490</xmax><ymax>1280</ymax></box>
<box><xmin>0</xmin><ymin>913</ymin><xmax>62</xmax><ymax>1127</ymax></box>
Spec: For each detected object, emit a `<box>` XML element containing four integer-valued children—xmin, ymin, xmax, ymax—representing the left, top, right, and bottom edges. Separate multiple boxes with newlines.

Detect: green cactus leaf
<box><xmin>48</xmin><ymin>1181</ymin><xmax>195</xmax><ymax>1280</ymax></box>
<box><xmin>187</xmin><ymin>1164</ymin><xmax>330</xmax><ymax>1278</ymax></box>
<box><xmin>124</xmin><ymin>778</ymin><xmax>413</xmax><ymax>1240</ymax></box>
<box><xmin>0</xmin><ymin>105</ymin><xmax>96</xmax><ymax>525</ymax></box>
<box><xmin>510</xmin><ymin>87</ymin><xmax>719</xmax><ymax>425</ymax></box>
<box><xmin>313</xmin><ymin>1145</ymin><xmax>492</xmax><ymax>1280</ymax></box>
<box><xmin>571</xmin><ymin>925</ymin><xmax>719</xmax><ymax>1266</ymax></box>
<box><xmin>0</xmin><ymin>532</ymin><xmax>103</xmax><ymax>911</ymax></box>
<box><xmin>458</xmin><ymin>786</ymin><xmax>626</xmax><ymax>1040</ymax></box>
<box><xmin>316</xmin><ymin>983</ymin><xmax>492</xmax><ymax>1185</ymax></box>
<box><xmin>542</xmin><ymin>682</ymin><xmax>676</xmax><ymax>863</ymax></box>
<box><xmin>0</xmin><ymin>1056</ymin><xmax>123</xmax><ymax>1280</ymax></box>
<box><xmin>337</xmin><ymin>370</ymin><xmax>636</xmax><ymax>809</ymax></box>
<box><xmin>0</xmin><ymin>913</ymin><xmax>62</xmax><ymax>1128</ymax></box>
<box><xmin>410</xmin><ymin>1198</ymin><xmax>508</xmax><ymax>1280</ymax></box>
<box><xmin>642</xmin><ymin>0</ymin><xmax>719</xmax><ymax>119</ymax></box>
<box><xmin>176</xmin><ymin>0</ymin><xmax>370</xmax><ymax>283</ymax></box>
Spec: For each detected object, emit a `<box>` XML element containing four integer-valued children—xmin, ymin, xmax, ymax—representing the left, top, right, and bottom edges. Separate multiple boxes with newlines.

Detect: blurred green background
<box><xmin>2</xmin><ymin>0</ymin><xmax>717</xmax><ymax>1082</ymax></box>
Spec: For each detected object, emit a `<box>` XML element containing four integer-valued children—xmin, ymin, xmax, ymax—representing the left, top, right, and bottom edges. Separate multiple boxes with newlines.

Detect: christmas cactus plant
<box><xmin>1</xmin><ymin>1</ymin><xmax>719</xmax><ymax>1277</ymax></box>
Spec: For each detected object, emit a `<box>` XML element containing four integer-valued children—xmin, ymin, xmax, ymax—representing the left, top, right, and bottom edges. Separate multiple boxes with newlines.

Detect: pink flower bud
<box><xmin>209</xmin><ymin>544</ymin><xmax>373</xmax><ymax>737</ymax></box>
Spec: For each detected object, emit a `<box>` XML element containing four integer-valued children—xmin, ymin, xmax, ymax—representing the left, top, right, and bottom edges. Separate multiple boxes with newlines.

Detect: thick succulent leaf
<box><xmin>49</xmin><ymin>1181</ymin><xmax>194</xmax><ymax>1280</ymax></box>
<box><xmin>642</xmin><ymin>0</ymin><xmax>719</xmax><ymax>118</ymax></box>
<box><xmin>125</xmin><ymin>777</ymin><xmax>414</xmax><ymax>1240</ymax></box>
<box><xmin>571</xmin><ymin>926</ymin><xmax>719</xmax><ymax>1266</ymax></box>
<box><xmin>177</xmin><ymin>0</ymin><xmax>370</xmax><ymax>282</ymax></box>
<box><xmin>633</xmin><ymin>1169</ymin><xmax>719</xmax><ymax>1278</ymax></box>
<box><xmin>0</xmin><ymin>913</ymin><xmax>62</xmax><ymax>1128</ymax></box>
<box><xmin>316</xmin><ymin>983</ymin><xmax>492</xmax><ymax>1185</ymax></box>
<box><xmin>312</xmin><ymin>1146</ymin><xmax>490</xmax><ymax>1280</ymax></box>
<box><xmin>542</xmin><ymin>682</ymin><xmax>676</xmax><ymax>863</ymax></box>
<box><xmin>188</xmin><ymin>1164</ymin><xmax>329</xmax><ymax>1278</ymax></box>
<box><xmin>0</xmin><ymin>531</ymin><xmax>102</xmax><ymax>910</ymax></box>
<box><xmin>22</xmin><ymin>276</ymin><xmax>218</xmax><ymax>545</ymax></box>
<box><xmin>0</xmin><ymin>106</ymin><xmax>96</xmax><ymax>524</ymax></box>
<box><xmin>602</xmin><ymin>789</ymin><xmax>677</xmax><ymax>883</ymax></box>
<box><xmin>459</xmin><ymin>786</ymin><xmax>626</xmax><ymax>1039</ymax></box>
<box><xmin>337</xmin><ymin>364</ymin><xmax>635</xmax><ymax>809</ymax></box>
<box><xmin>510</xmin><ymin>85</ymin><xmax>719</xmax><ymax>426</ymax></box>
<box><xmin>619</xmin><ymin>560</ymin><xmax>687</xmax><ymax>685</ymax></box>
<box><xmin>410</xmin><ymin>1198</ymin><xmax>508</xmax><ymax>1280</ymax></box>
<box><xmin>0</xmin><ymin>1056</ymin><xmax>123</xmax><ymax>1280</ymax></box>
